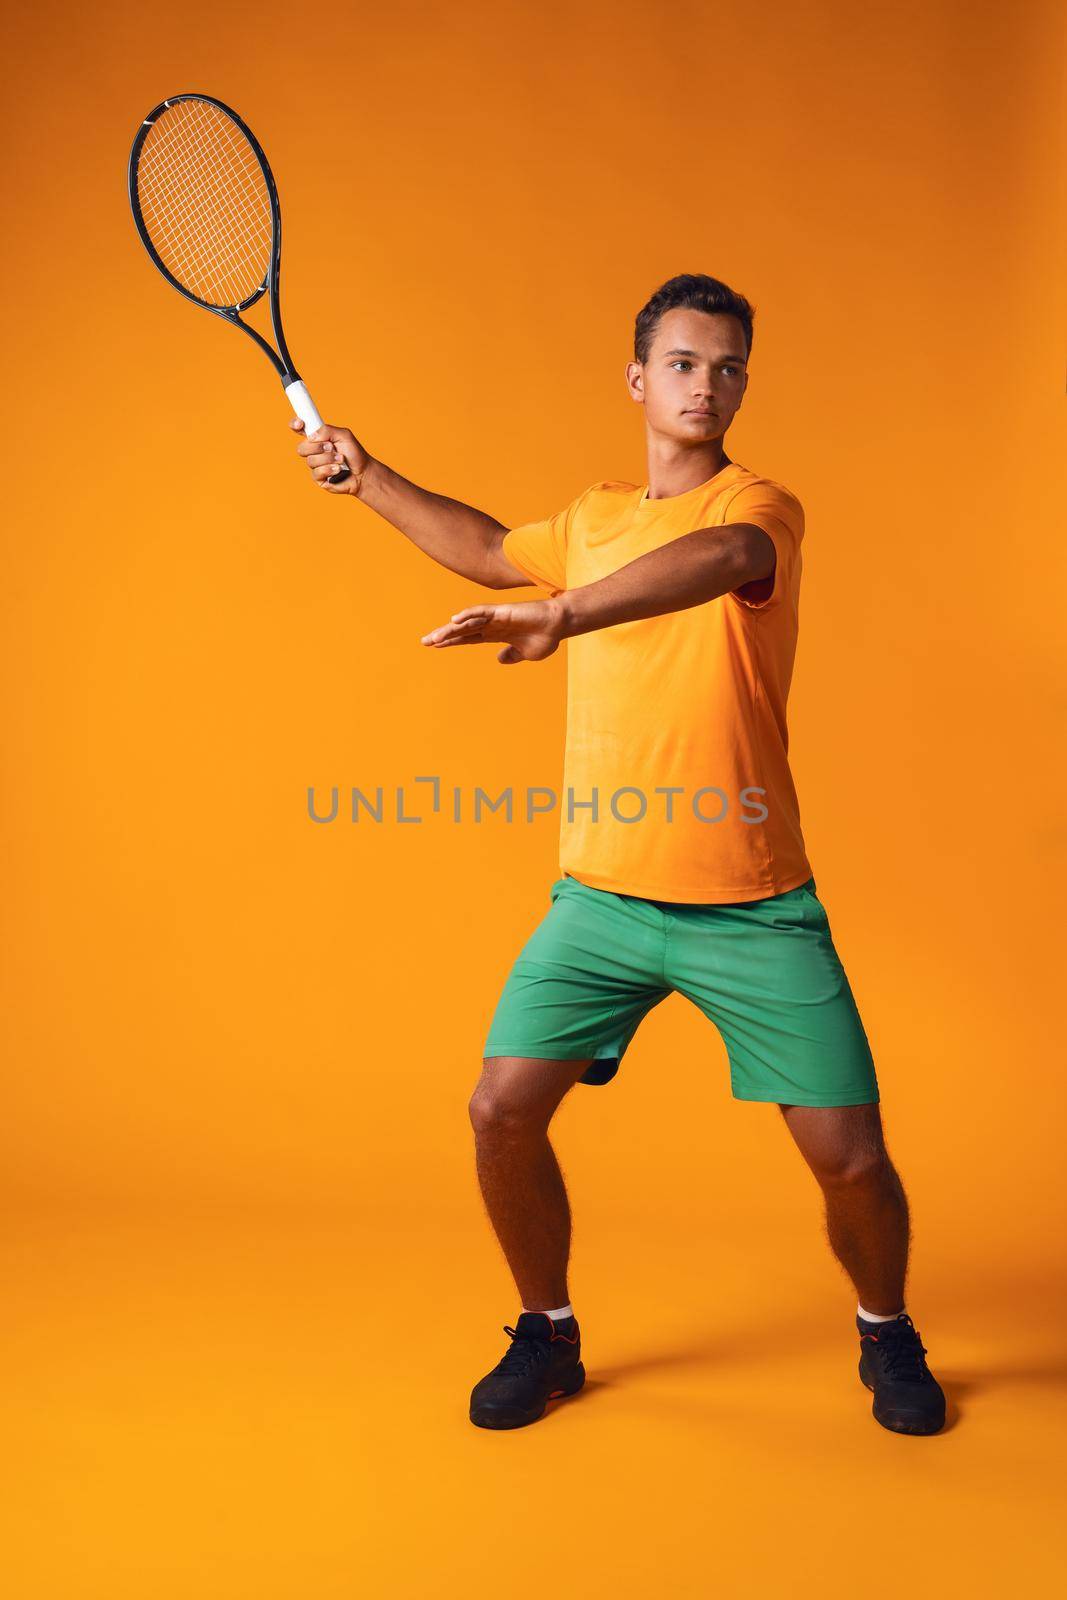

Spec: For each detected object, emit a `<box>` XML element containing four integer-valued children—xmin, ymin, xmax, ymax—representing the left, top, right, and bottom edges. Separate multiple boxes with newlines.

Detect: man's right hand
<box><xmin>291</xmin><ymin>419</ymin><xmax>375</xmax><ymax>496</ymax></box>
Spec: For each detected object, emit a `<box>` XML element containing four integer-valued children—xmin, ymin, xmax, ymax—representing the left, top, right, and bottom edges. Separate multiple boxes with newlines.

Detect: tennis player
<box><xmin>293</xmin><ymin>273</ymin><xmax>945</xmax><ymax>1437</ymax></box>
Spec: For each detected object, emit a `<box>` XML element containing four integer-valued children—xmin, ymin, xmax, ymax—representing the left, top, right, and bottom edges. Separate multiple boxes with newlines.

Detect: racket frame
<box><xmin>128</xmin><ymin>92</ymin><xmax>302</xmax><ymax>389</ymax></box>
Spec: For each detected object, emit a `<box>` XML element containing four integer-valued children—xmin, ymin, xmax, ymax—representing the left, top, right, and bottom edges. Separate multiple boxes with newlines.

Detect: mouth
<box><xmin>684</xmin><ymin>410</ymin><xmax>717</xmax><ymax>417</ymax></box>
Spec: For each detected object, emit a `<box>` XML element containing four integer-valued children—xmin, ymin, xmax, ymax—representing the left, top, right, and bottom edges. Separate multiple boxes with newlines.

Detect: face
<box><xmin>626</xmin><ymin>307</ymin><xmax>749</xmax><ymax>442</ymax></box>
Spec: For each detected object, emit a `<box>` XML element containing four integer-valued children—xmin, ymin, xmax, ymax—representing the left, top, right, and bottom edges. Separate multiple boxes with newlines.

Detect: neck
<box><xmin>644</xmin><ymin>437</ymin><xmax>731</xmax><ymax>500</ymax></box>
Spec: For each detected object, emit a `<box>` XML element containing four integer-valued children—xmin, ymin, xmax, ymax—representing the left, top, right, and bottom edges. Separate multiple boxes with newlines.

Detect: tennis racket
<box><xmin>127</xmin><ymin>92</ymin><xmax>348</xmax><ymax>480</ymax></box>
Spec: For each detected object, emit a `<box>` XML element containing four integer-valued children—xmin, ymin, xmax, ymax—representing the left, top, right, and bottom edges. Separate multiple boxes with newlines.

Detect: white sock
<box><xmin>857</xmin><ymin>1302</ymin><xmax>906</xmax><ymax>1323</ymax></box>
<box><xmin>523</xmin><ymin>1303</ymin><xmax>574</xmax><ymax>1321</ymax></box>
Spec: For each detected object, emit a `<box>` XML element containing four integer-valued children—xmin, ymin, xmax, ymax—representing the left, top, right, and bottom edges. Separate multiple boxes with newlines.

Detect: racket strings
<box><xmin>136</xmin><ymin>99</ymin><xmax>273</xmax><ymax>309</ymax></box>
<box><xmin>141</xmin><ymin>105</ymin><xmax>269</xmax><ymax>303</ymax></box>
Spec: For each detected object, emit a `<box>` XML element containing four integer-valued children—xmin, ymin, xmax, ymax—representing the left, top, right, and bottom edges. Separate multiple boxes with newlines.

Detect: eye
<box><xmin>671</xmin><ymin>360</ymin><xmax>692</xmax><ymax>371</ymax></box>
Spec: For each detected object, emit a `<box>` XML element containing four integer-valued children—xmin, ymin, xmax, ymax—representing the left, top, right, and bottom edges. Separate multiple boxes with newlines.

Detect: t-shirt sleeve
<box><xmin>722</xmin><ymin>481</ymin><xmax>805</xmax><ymax>610</ymax></box>
<box><xmin>500</xmin><ymin>484</ymin><xmax>597</xmax><ymax>594</ymax></box>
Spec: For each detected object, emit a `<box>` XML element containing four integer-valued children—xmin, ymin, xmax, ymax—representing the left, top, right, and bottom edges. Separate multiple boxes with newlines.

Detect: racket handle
<box><xmin>285</xmin><ymin>379</ymin><xmax>325</xmax><ymax>436</ymax></box>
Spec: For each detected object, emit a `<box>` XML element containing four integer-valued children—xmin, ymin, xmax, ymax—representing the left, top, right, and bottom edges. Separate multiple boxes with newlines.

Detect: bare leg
<box><xmin>779</xmin><ymin>1103</ymin><xmax>909</xmax><ymax>1315</ymax></box>
<box><xmin>468</xmin><ymin>1056</ymin><xmax>593</xmax><ymax>1311</ymax></box>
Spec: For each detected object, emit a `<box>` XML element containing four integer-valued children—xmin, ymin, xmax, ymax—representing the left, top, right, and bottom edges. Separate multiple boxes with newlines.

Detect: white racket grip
<box><xmin>285</xmin><ymin>380</ymin><xmax>325</xmax><ymax>437</ymax></box>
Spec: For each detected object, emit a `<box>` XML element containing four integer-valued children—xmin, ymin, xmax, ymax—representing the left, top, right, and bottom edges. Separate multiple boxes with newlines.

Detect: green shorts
<box><xmin>484</xmin><ymin>874</ymin><xmax>878</xmax><ymax>1106</ymax></box>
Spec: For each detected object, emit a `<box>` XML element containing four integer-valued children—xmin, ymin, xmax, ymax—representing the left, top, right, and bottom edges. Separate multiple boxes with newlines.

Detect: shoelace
<box><xmin>868</xmin><ymin>1314</ymin><xmax>931</xmax><ymax>1383</ymax></box>
<box><xmin>493</xmin><ymin>1325</ymin><xmax>552</xmax><ymax>1379</ymax></box>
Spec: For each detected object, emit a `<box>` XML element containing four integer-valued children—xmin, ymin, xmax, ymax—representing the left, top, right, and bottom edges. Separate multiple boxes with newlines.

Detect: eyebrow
<box><xmin>663</xmin><ymin>348</ymin><xmax>746</xmax><ymax>362</ymax></box>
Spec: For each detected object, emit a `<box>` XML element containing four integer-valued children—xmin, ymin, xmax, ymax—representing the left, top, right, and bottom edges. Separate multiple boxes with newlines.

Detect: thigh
<box><xmin>473</xmin><ymin>1055</ymin><xmax>596</xmax><ymax>1124</ymax></box>
<box><xmin>665</xmin><ymin>880</ymin><xmax>880</xmax><ymax>1108</ymax></box>
<box><xmin>483</xmin><ymin>876</ymin><xmax>670</xmax><ymax>1085</ymax></box>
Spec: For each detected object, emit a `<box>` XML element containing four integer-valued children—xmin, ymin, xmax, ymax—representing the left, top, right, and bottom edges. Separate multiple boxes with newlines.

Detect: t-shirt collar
<box><xmin>636</xmin><ymin>460</ymin><xmax>746</xmax><ymax>510</ymax></box>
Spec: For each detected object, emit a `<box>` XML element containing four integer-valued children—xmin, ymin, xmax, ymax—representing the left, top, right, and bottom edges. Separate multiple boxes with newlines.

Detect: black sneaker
<box><xmin>469</xmin><ymin>1312</ymin><xmax>585</xmax><ymax>1430</ymax></box>
<box><xmin>858</xmin><ymin>1312</ymin><xmax>946</xmax><ymax>1435</ymax></box>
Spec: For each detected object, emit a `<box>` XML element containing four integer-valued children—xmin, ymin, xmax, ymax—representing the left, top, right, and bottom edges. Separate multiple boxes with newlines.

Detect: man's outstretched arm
<box><xmin>420</xmin><ymin>523</ymin><xmax>776</xmax><ymax>664</ymax></box>
<box><xmin>556</xmin><ymin>522</ymin><xmax>775</xmax><ymax>636</ymax></box>
<box><xmin>292</xmin><ymin>419</ymin><xmax>532</xmax><ymax>590</ymax></box>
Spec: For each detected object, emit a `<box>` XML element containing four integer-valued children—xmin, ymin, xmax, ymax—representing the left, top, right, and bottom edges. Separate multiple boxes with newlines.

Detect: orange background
<box><xmin>2</xmin><ymin>1</ymin><xmax>1065</xmax><ymax>1594</ymax></box>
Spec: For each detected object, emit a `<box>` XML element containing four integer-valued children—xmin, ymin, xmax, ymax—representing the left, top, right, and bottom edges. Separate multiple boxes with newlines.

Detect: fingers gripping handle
<box><xmin>285</xmin><ymin>380</ymin><xmax>350</xmax><ymax>485</ymax></box>
<box><xmin>285</xmin><ymin>379</ymin><xmax>324</xmax><ymax>436</ymax></box>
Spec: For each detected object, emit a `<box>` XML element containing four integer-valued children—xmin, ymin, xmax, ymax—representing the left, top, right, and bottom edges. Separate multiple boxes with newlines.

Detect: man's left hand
<box><xmin>420</xmin><ymin>598</ymin><xmax>567</xmax><ymax>664</ymax></box>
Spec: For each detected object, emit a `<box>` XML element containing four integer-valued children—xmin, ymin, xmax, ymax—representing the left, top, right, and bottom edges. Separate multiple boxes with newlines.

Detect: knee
<box><xmin>810</xmin><ymin>1143</ymin><xmax>891</xmax><ymax>1190</ymax></box>
<box><xmin>468</xmin><ymin>1083</ymin><xmax>541</xmax><ymax>1142</ymax></box>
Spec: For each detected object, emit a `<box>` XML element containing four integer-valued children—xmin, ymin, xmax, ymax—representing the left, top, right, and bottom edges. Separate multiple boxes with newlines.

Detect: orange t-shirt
<box><xmin>501</xmin><ymin>462</ymin><xmax>813</xmax><ymax>902</ymax></box>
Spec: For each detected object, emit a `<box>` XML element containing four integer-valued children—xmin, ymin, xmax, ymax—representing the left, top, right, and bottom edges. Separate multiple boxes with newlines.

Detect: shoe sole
<box><xmin>859</xmin><ymin>1364</ymin><xmax>945</xmax><ymax>1435</ymax></box>
<box><xmin>470</xmin><ymin>1362</ymin><xmax>586</xmax><ymax>1430</ymax></box>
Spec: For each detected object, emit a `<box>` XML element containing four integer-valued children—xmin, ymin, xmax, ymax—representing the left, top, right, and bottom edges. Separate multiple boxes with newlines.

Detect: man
<box><xmin>293</xmin><ymin>273</ymin><xmax>945</xmax><ymax>1437</ymax></box>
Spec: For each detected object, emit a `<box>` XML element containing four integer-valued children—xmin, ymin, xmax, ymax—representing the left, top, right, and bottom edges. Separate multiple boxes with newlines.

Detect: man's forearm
<box><xmin>558</xmin><ymin>526</ymin><xmax>771</xmax><ymax>638</ymax></box>
<box><xmin>357</xmin><ymin>458</ymin><xmax>506</xmax><ymax>585</ymax></box>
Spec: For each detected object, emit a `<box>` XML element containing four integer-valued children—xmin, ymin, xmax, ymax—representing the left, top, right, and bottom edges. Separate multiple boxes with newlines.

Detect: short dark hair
<box><xmin>634</xmin><ymin>273</ymin><xmax>755</xmax><ymax>364</ymax></box>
